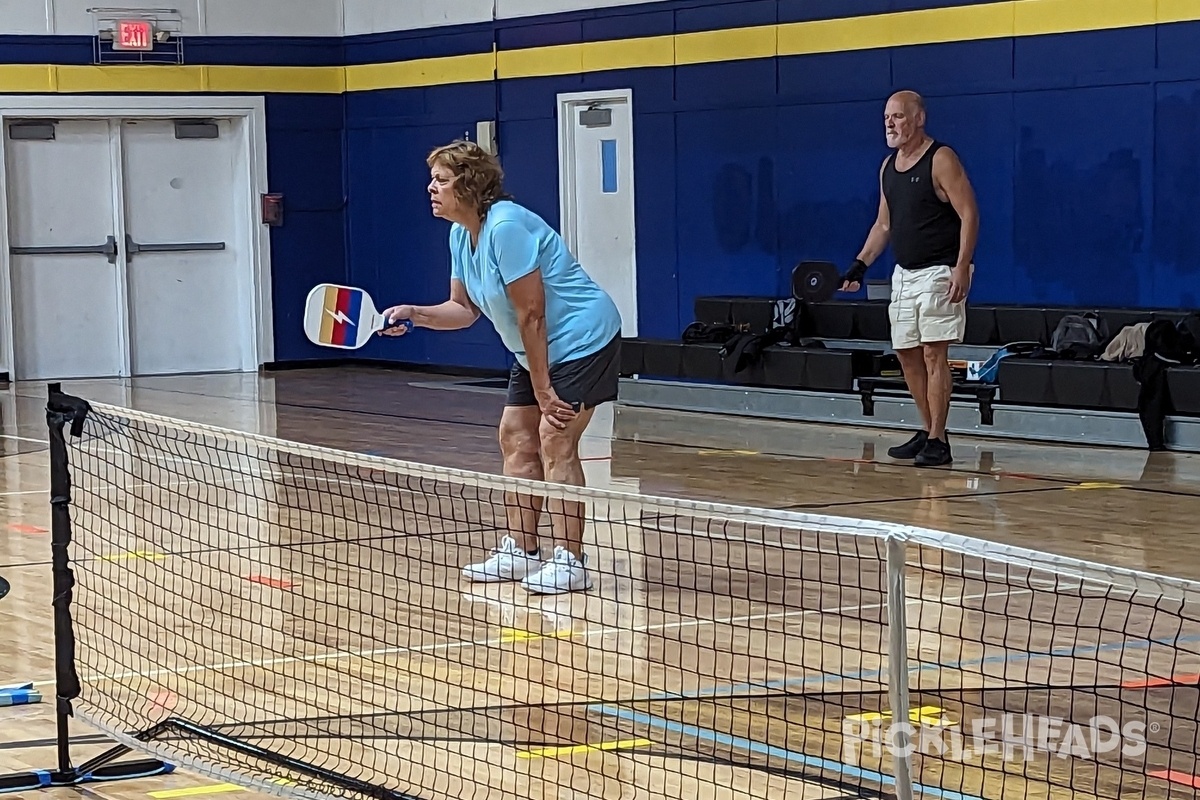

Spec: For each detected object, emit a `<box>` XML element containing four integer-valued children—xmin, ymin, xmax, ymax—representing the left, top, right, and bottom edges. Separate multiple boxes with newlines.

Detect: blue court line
<box><xmin>584</xmin><ymin>633</ymin><xmax>1200</xmax><ymax>798</ymax></box>
<box><xmin>592</xmin><ymin>705</ymin><xmax>986</xmax><ymax>800</ymax></box>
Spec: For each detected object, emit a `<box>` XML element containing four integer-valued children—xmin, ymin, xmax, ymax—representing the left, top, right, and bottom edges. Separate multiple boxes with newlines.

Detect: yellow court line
<box><xmin>149</xmin><ymin>778</ymin><xmax>296</xmax><ymax>798</ymax></box>
<box><xmin>499</xmin><ymin>626</ymin><xmax>576</xmax><ymax>643</ymax></box>
<box><xmin>844</xmin><ymin>705</ymin><xmax>955</xmax><ymax>728</ymax></box>
<box><xmin>148</xmin><ymin>785</ymin><xmax>244</xmax><ymax>799</ymax></box>
<box><xmin>99</xmin><ymin>550</ymin><xmax>166</xmax><ymax>561</ymax></box>
<box><xmin>517</xmin><ymin>738</ymin><xmax>654</xmax><ymax>758</ymax></box>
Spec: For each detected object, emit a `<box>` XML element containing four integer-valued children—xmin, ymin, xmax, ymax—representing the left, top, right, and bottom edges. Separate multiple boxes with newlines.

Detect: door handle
<box><xmin>9</xmin><ymin>235</ymin><xmax>119</xmax><ymax>264</ymax></box>
<box><xmin>125</xmin><ymin>234</ymin><xmax>226</xmax><ymax>259</ymax></box>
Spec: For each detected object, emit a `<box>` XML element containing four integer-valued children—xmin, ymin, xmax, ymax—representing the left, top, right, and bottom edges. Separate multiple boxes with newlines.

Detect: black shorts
<box><xmin>507</xmin><ymin>335</ymin><xmax>622</xmax><ymax>410</ymax></box>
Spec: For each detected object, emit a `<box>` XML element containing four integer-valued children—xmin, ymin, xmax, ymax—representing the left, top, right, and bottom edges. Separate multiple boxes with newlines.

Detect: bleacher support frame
<box><xmin>616</xmin><ymin>377</ymin><xmax>1200</xmax><ymax>453</ymax></box>
<box><xmin>620</xmin><ymin>296</ymin><xmax>1200</xmax><ymax>453</ymax></box>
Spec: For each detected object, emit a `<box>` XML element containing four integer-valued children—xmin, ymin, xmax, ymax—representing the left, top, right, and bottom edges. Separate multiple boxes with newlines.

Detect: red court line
<box><xmin>247</xmin><ymin>575</ymin><xmax>294</xmax><ymax>590</ymax></box>
<box><xmin>1148</xmin><ymin>770</ymin><xmax>1200</xmax><ymax>789</ymax></box>
<box><xmin>8</xmin><ymin>523</ymin><xmax>47</xmax><ymax>534</ymax></box>
<box><xmin>1121</xmin><ymin>674</ymin><xmax>1200</xmax><ymax>689</ymax></box>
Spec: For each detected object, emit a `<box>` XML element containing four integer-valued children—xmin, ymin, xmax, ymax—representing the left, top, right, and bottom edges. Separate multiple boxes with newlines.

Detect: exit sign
<box><xmin>113</xmin><ymin>19</ymin><xmax>154</xmax><ymax>51</ymax></box>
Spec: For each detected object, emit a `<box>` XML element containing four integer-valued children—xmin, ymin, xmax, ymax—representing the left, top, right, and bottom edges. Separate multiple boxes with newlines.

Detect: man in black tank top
<box><xmin>839</xmin><ymin>91</ymin><xmax>979</xmax><ymax>467</ymax></box>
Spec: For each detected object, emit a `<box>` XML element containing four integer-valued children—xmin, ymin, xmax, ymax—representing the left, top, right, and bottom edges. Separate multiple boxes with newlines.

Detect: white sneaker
<box><xmin>461</xmin><ymin>536</ymin><xmax>542</xmax><ymax>582</ymax></box>
<box><xmin>521</xmin><ymin>547</ymin><xmax>593</xmax><ymax>594</ymax></box>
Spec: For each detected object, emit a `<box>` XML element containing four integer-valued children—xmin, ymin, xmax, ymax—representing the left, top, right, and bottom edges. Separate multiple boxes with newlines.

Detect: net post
<box><xmin>885</xmin><ymin>535</ymin><xmax>915</xmax><ymax>800</ymax></box>
<box><xmin>45</xmin><ymin>381</ymin><xmax>86</xmax><ymax>777</ymax></box>
<box><xmin>0</xmin><ymin>385</ymin><xmax>172</xmax><ymax>795</ymax></box>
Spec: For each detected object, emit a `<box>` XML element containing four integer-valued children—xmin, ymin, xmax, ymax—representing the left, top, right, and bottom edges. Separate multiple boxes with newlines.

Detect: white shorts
<box><xmin>888</xmin><ymin>264</ymin><xmax>969</xmax><ymax>350</ymax></box>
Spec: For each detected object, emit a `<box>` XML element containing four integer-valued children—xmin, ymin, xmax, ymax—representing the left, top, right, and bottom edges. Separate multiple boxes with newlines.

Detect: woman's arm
<box><xmin>384</xmin><ymin>279</ymin><xmax>479</xmax><ymax>332</ymax></box>
<box><xmin>408</xmin><ymin>279</ymin><xmax>480</xmax><ymax>330</ymax></box>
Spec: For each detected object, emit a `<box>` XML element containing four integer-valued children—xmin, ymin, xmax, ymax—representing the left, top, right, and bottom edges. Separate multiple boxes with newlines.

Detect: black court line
<box><xmin>0</xmin><ymin>560</ymin><xmax>50</xmax><ymax>570</ymax></box>
<box><xmin>0</xmin><ymin>734</ymin><xmax>111</xmax><ymax>751</ymax></box>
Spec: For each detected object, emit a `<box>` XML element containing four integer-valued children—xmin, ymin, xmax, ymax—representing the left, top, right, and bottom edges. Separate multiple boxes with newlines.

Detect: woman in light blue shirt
<box><xmin>382</xmin><ymin>140</ymin><xmax>623</xmax><ymax>595</ymax></box>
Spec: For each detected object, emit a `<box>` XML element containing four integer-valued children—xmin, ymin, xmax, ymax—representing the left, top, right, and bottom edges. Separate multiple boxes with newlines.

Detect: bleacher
<box><xmin>618</xmin><ymin>294</ymin><xmax>1200</xmax><ymax>447</ymax></box>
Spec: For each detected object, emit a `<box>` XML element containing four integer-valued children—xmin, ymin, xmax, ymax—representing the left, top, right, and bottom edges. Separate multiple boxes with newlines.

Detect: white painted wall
<box><xmin>0</xmin><ymin>0</ymin><xmax>342</xmax><ymax>36</ymax></box>
<box><xmin>494</xmin><ymin>0</ymin><xmax>668</xmax><ymax>22</ymax></box>
<box><xmin>341</xmin><ymin>0</ymin><xmax>494</xmax><ymax>34</ymax></box>
<box><xmin>1</xmin><ymin>0</ymin><xmax>671</xmax><ymax>37</ymax></box>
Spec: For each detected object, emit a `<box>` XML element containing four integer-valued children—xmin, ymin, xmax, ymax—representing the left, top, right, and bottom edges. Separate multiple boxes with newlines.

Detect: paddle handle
<box><xmin>374</xmin><ymin>313</ymin><xmax>413</xmax><ymax>334</ymax></box>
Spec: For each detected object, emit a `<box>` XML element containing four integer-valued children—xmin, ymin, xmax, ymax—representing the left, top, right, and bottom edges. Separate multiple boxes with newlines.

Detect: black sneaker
<box><xmin>887</xmin><ymin>430</ymin><xmax>928</xmax><ymax>459</ymax></box>
<box><xmin>915</xmin><ymin>436</ymin><xmax>953</xmax><ymax>467</ymax></box>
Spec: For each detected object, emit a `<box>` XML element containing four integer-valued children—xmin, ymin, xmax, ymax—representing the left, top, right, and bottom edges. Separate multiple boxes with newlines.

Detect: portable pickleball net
<box><xmin>2</xmin><ymin>384</ymin><xmax>1198</xmax><ymax>800</ymax></box>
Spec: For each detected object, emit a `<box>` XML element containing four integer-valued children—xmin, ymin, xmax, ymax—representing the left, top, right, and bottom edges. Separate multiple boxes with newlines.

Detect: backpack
<box><xmin>1050</xmin><ymin>313</ymin><xmax>1109</xmax><ymax>360</ymax></box>
<box><xmin>681</xmin><ymin>321</ymin><xmax>739</xmax><ymax>345</ymax></box>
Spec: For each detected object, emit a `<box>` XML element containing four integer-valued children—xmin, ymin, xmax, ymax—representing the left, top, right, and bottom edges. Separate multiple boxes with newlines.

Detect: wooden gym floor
<box><xmin>1</xmin><ymin>367</ymin><xmax>1199</xmax><ymax>800</ymax></box>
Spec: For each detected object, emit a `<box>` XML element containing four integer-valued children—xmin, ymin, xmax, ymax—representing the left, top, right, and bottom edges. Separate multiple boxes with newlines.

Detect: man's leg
<box><xmin>896</xmin><ymin>346</ymin><xmax>932</xmax><ymax>431</ymax></box>
<box><xmin>922</xmin><ymin>341</ymin><xmax>953</xmax><ymax>442</ymax></box>
<box><xmin>888</xmin><ymin>265</ymin><xmax>933</xmax><ymax>459</ymax></box>
<box><xmin>910</xmin><ymin>265</ymin><xmax>968</xmax><ymax>467</ymax></box>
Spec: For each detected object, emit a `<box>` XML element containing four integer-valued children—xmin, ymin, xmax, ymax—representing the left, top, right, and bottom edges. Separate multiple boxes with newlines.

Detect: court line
<box><xmin>25</xmin><ymin>588</ymin><xmax>1009</xmax><ymax>691</ymax></box>
<box><xmin>0</xmin><ymin>433</ymin><xmax>50</xmax><ymax>445</ymax></box>
<box><xmin>587</xmin><ymin>630</ymin><xmax>1200</xmax><ymax>800</ymax></box>
<box><xmin>591</xmin><ymin>704</ymin><xmax>984</xmax><ymax>800</ymax></box>
<box><xmin>623</xmin><ymin>432</ymin><xmax>1200</xmax><ymax>500</ymax></box>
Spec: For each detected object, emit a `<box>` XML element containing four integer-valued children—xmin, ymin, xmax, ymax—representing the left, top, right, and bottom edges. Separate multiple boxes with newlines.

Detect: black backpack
<box><xmin>1050</xmin><ymin>313</ymin><xmax>1109</xmax><ymax>360</ymax></box>
<box><xmin>681</xmin><ymin>321</ymin><xmax>739</xmax><ymax>345</ymax></box>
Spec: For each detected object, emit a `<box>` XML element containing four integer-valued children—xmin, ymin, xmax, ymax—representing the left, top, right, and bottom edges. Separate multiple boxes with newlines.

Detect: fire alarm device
<box><xmin>261</xmin><ymin>193</ymin><xmax>284</xmax><ymax>227</ymax></box>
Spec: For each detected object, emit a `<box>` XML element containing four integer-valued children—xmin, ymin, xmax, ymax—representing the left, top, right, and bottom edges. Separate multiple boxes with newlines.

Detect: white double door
<box><xmin>5</xmin><ymin>116</ymin><xmax>253</xmax><ymax>380</ymax></box>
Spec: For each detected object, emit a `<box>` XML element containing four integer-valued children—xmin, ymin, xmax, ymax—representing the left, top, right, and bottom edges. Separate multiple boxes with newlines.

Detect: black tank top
<box><xmin>882</xmin><ymin>140</ymin><xmax>961</xmax><ymax>270</ymax></box>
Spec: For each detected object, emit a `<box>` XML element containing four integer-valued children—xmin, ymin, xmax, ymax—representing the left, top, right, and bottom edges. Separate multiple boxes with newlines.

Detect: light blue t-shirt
<box><xmin>450</xmin><ymin>201</ymin><xmax>622</xmax><ymax>370</ymax></box>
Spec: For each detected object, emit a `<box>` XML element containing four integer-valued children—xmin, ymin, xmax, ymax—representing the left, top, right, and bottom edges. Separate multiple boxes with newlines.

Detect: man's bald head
<box><xmin>884</xmin><ymin>90</ymin><xmax>927</xmax><ymax>151</ymax></box>
<box><xmin>889</xmin><ymin>90</ymin><xmax>925</xmax><ymax>116</ymax></box>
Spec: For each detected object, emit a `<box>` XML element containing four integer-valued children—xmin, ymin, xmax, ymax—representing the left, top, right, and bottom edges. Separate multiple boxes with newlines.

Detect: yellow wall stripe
<box><xmin>1014</xmin><ymin>0</ymin><xmax>1156</xmax><ymax>36</ymax></box>
<box><xmin>1160</xmin><ymin>0</ymin><xmax>1200</xmax><ymax>23</ymax></box>
<box><xmin>206</xmin><ymin>65</ymin><xmax>346</xmax><ymax>94</ymax></box>
<box><xmin>675</xmin><ymin>24</ymin><xmax>776</xmax><ymax>65</ymax></box>
<box><xmin>0</xmin><ymin>0</ymin><xmax>1197</xmax><ymax>96</ymax></box>
<box><xmin>0</xmin><ymin>64</ymin><xmax>343</xmax><ymax>94</ymax></box>
<box><xmin>346</xmin><ymin>52</ymin><xmax>494</xmax><ymax>91</ymax></box>
<box><xmin>497</xmin><ymin>42</ymin><xmax>584</xmax><ymax>79</ymax></box>
<box><xmin>0</xmin><ymin>64</ymin><xmax>59</xmax><ymax>93</ymax></box>
<box><xmin>583</xmin><ymin>35</ymin><xmax>674</xmax><ymax>73</ymax></box>
<box><xmin>890</xmin><ymin>3</ymin><xmax>1015</xmax><ymax>47</ymax></box>
<box><xmin>55</xmin><ymin>65</ymin><xmax>206</xmax><ymax>93</ymax></box>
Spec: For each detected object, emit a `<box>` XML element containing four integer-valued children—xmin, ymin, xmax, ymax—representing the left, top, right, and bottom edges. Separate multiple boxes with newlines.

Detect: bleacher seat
<box><xmin>620</xmin><ymin>294</ymin><xmax>1199</xmax><ymax>420</ymax></box>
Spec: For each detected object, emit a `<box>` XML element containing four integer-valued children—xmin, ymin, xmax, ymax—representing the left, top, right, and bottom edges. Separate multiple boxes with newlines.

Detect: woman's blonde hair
<box><xmin>426</xmin><ymin>140</ymin><xmax>512</xmax><ymax>219</ymax></box>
